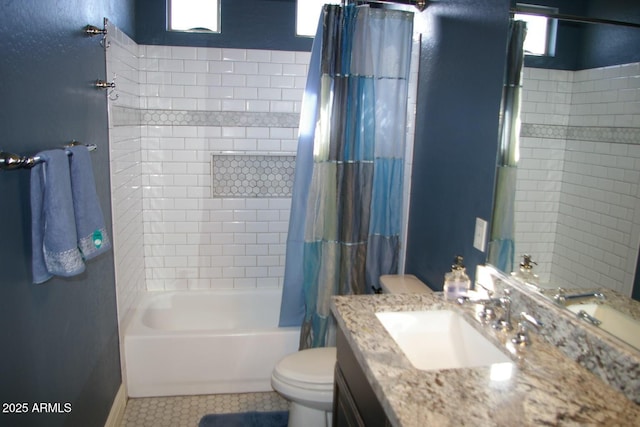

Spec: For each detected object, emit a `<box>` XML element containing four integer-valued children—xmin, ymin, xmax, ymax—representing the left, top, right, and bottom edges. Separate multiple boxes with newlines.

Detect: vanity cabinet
<box><xmin>333</xmin><ymin>327</ymin><xmax>391</xmax><ymax>427</ymax></box>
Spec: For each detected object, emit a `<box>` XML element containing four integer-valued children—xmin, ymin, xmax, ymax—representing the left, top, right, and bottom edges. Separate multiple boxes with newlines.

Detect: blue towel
<box><xmin>67</xmin><ymin>145</ymin><xmax>111</xmax><ymax>261</ymax></box>
<box><xmin>199</xmin><ymin>411</ymin><xmax>289</xmax><ymax>427</ymax></box>
<box><xmin>31</xmin><ymin>150</ymin><xmax>85</xmax><ymax>284</ymax></box>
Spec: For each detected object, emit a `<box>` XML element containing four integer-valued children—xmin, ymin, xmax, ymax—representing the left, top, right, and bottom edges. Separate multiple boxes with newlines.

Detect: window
<box><xmin>296</xmin><ymin>0</ymin><xmax>341</xmax><ymax>37</ymax></box>
<box><xmin>168</xmin><ymin>0</ymin><xmax>220</xmax><ymax>33</ymax></box>
<box><xmin>514</xmin><ymin>4</ymin><xmax>557</xmax><ymax>56</ymax></box>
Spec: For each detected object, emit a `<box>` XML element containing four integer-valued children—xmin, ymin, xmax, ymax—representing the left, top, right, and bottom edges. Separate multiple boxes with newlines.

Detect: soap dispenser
<box><xmin>512</xmin><ymin>254</ymin><xmax>539</xmax><ymax>288</ymax></box>
<box><xmin>444</xmin><ymin>255</ymin><xmax>471</xmax><ymax>300</ymax></box>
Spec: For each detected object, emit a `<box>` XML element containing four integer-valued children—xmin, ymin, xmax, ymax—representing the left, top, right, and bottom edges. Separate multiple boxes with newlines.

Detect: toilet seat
<box><xmin>273</xmin><ymin>347</ymin><xmax>336</xmax><ymax>388</ymax></box>
<box><xmin>271</xmin><ymin>347</ymin><xmax>336</xmax><ymax>411</ymax></box>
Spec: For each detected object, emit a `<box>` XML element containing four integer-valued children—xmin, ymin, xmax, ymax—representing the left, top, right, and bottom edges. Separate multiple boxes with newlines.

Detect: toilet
<box><xmin>271</xmin><ymin>274</ymin><xmax>431</xmax><ymax>427</ymax></box>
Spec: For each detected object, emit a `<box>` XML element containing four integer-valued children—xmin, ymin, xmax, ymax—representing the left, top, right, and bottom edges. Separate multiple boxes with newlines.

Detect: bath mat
<box><xmin>198</xmin><ymin>410</ymin><xmax>288</xmax><ymax>427</ymax></box>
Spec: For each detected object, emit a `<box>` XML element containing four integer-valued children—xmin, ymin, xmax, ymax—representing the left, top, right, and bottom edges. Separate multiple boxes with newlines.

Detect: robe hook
<box><xmin>84</xmin><ymin>22</ymin><xmax>110</xmax><ymax>49</ymax></box>
<box><xmin>84</xmin><ymin>25</ymin><xmax>107</xmax><ymax>36</ymax></box>
<box><xmin>95</xmin><ymin>74</ymin><xmax>118</xmax><ymax>101</ymax></box>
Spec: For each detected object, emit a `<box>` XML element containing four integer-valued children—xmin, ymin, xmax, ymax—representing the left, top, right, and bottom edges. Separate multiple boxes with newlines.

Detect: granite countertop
<box><xmin>331</xmin><ymin>292</ymin><xmax>640</xmax><ymax>427</ymax></box>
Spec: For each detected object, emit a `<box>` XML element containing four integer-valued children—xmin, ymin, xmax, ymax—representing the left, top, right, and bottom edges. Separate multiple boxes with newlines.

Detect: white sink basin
<box><xmin>375</xmin><ymin>310</ymin><xmax>511</xmax><ymax>371</ymax></box>
<box><xmin>566</xmin><ymin>303</ymin><xmax>640</xmax><ymax>350</ymax></box>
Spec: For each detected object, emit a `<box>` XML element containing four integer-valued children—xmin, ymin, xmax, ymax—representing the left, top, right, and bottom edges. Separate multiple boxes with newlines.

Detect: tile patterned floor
<box><xmin>120</xmin><ymin>392</ymin><xmax>289</xmax><ymax>427</ymax></box>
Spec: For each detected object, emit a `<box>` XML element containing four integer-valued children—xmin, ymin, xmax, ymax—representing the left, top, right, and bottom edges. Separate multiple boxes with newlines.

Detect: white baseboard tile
<box><xmin>104</xmin><ymin>383</ymin><xmax>127</xmax><ymax>427</ymax></box>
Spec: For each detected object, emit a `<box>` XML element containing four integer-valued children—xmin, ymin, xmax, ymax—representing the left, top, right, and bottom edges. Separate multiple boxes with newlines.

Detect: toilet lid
<box><xmin>274</xmin><ymin>347</ymin><xmax>336</xmax><ymax>386</ymax></box>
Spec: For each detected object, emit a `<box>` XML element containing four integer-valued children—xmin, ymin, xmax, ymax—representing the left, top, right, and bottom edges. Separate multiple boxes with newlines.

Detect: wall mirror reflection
<box><xmin>487</xmin><ymin>0</ymin><xmax>640</xmax><ymax>349</ymax></box>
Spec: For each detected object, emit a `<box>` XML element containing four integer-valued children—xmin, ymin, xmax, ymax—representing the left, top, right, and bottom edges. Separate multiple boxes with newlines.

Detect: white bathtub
<box><xmin>124</xmin><ymin>289</ymin><xmax>300</xmax><ymax>398</ymax></box>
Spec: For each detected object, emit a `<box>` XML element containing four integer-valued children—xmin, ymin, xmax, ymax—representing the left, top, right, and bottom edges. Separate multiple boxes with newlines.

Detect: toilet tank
<box><xmin>379</xmin><ymin>275</ymin><xmax>432</xmax><ymax>294</ymax></box>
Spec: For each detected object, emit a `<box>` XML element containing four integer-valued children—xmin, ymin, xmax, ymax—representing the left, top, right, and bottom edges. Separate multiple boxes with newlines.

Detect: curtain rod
<box><xmin>512</xmin><ymin>9</ymin><xmax>640</xmax><ymax>29</ymax></box>
<box><xmin>344</xmin><ymin>0</ymin><xmax>427</xmax><ymax>12</ymax></box>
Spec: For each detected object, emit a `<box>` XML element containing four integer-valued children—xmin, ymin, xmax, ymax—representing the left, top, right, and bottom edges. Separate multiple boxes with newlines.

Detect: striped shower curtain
<box><xmin>280</xmin><ymin>4</ymin><xmax>414</xmax><ymax>348</ymax></box>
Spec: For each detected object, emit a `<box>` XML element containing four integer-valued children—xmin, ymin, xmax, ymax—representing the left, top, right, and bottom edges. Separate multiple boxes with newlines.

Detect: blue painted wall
<box><xmin>136</xmin><ymin>0</ymin><xmax>640</xmax><ymax>68</ymax></box>
<box><xmin>1</xmin><ymin>2</ymin><xmax>634</xmax><ymax>423</ymax></box>
<box><xmin>519</xmin><ymin>0</ymin><xmax>640</xmax><ymax>70</ymax></box>
<box><xmin>580</xmin><ymin>0</ymin><xmax>640</xmax><ymax>69</ymax></box>
<box><xmin>404</xmin><ymin>0</ymin><xmax>511</xmax><ymax>290</ymax></box>
<box><xmin>136</xmin><ymin>0</ymin><xmax>313</xmax><ymax>51</ymax></box>
<box><xmin>0</xmin><ymin>1</ymin><xmax>133</xmax><ymax>426</ymax></box>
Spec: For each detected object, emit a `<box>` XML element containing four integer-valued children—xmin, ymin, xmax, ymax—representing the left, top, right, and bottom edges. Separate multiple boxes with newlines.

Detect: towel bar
<box><xmin>0</xmin><ymin>142</ymin><xmax>97</xmax><ymax>171</ymax></box>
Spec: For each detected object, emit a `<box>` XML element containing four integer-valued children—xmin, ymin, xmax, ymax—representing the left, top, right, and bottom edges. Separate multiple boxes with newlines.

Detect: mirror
<box><xmin>488</xmin><ymin>5</ymin><xmax>640</xmax><ymax>350</ymax></box>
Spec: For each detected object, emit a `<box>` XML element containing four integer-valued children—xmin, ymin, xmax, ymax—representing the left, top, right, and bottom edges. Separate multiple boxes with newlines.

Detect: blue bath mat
<box><xmin>198</xmin><ymin>410</ymin><xmax>288</xmax><ymax>427</ymax></box>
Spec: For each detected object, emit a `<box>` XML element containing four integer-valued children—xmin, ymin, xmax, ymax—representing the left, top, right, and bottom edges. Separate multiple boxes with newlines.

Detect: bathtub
<box><xmin>124</xmin><ymin>288</ymin><xmax>300</xmax><ymax>398</ymax></box>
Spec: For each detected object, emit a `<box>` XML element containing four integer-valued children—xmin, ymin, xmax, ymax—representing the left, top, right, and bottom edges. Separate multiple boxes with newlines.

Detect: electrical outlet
<box><xmin>473</xmin><ymin>217</ymin><xmax>488</xmax><ymax>252</ymax></box>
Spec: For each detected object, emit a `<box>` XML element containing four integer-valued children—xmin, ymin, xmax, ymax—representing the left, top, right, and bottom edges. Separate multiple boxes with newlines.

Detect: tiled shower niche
<box><xmin>212</xmin><ymin>153</ymin><xmax>296</xmax><ymax>198</ymax></box>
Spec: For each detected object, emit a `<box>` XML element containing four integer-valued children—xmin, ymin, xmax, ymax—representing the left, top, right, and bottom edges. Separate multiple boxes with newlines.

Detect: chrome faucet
<box><xmin>492</xmin><ymin>289</ymin><xmax>513</xmax><ymax>331</ymax></box>
<box><xmin>458</xmin><ymin>289</ymin><xmax>513</xmax><ymax>330</ymax></box>
<box><xmin>456</xmin><ymin>295</ymin><xmax>502</xmax><ymax>322</ymax></box>
<box><xmin>511</xmin><ymin>312</ymin><xmax>544</xmax><ymax>347</ymax></box>
<box><xmin>552</xmin><ymin>288</ymin><xmax>606</xmax><ymax>306</ymax></box>
<box><xmin>576</xmin><ymin>310</ymin><xmax>602</xmax><ymax>326</ymax></box>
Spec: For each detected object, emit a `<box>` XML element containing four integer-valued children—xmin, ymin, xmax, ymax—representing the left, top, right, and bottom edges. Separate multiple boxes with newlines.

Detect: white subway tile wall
<box><xmin>517</xmin><ymin>64</ymin><xmax>640</xmax><ymax>295</ymax></box>
<box><xmin>138</xmin><ymin>44</ymin><xmax>308</xmax><ymax>291</ymax></box>
<box><xmin>571</xmin><ymin>63</ymin><xmax>640</xmax><ymax>128</ymax></box>
<box><xmin>521</xmin><ymin>68</ymin><xmax>573</xmax><ymax>126</ymax></box>
<box><xmin>107</xmin><ymin>26</ymin><xmax>417</xmax><ymax>296</ymax></box>
<box><xmin>140</xmin><ymin>46</ymin><xmax>308</xmax><ymax>114</ymax></box>
<box><xmin>514</xmin><ymin>134</ymin><xmax>565</xmax><ymax>281</ymax></box>
<box><xmin>106</xmin><ymin>22</ymin><xmax>146</xmax><ymax>329</ymax></box>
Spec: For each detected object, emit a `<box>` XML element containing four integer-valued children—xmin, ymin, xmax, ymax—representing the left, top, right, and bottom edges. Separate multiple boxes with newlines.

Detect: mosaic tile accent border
<box><xmin>521</xmin><ymin>123</ymin><xmax>640</xmax><ymax>145</ymax></box>
<box><xmin>566</xmin><ymin>126</ymin><xmax>640</xmax><ymax>144</ymax></box>
<box><xmin>212</xmin><ymin>154</ymin><xmax>295</xmax><ymax>198</ymax></box>
<box><xmin>520</xmin><ymin>123</ymin><xmax>568</xmax><ymax>139</ymax></box>
<box><xmin>110</xmin><ymin>106</ymin><xmax>300</xmax><ymax>128</ymax></box>
<box><xmin>142</xmin><ymin>109</ymin><xmax>300</xmax><ymax>127</ymax></box>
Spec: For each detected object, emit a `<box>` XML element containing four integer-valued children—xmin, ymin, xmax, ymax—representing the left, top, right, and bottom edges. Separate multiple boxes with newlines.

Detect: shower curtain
<box><xmin>278</xmin><ymin>4</ymin><xmax>414</xmax><ymax>349</ymax></box>
<box><xmin>487</xmin><ymin>20</ymin><xmax>527</xmax><ymax>273</ymax></box>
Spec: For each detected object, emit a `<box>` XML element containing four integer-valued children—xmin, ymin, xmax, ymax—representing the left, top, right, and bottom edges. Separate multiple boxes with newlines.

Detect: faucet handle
<box><xmin>478</xmin><ymin>302</ymin><xmax>499</xmax><ymax>322</ymax></box>
<box><xmin>520</xmin><ymin>312</ymin><xmax>543</xmax><ymax>329</ymax></box>
<box><xmin>456</xmin><ymin>294</ymin><xmax>500</xmax><ymax>322</ymax></box>
<box><xmin>511</xmin><ymin>312</ymin><xmax>543</xmax><ymax>346</ymax></box>
<box><xmin>553</xmin><ymin>288</ymin><xmax>567</xmax><ymax>305</ymax></box>
<box><xmin>491</xmin><ymin>288</ymin><xmax>513</xmax><ymax>331</ymax></box>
